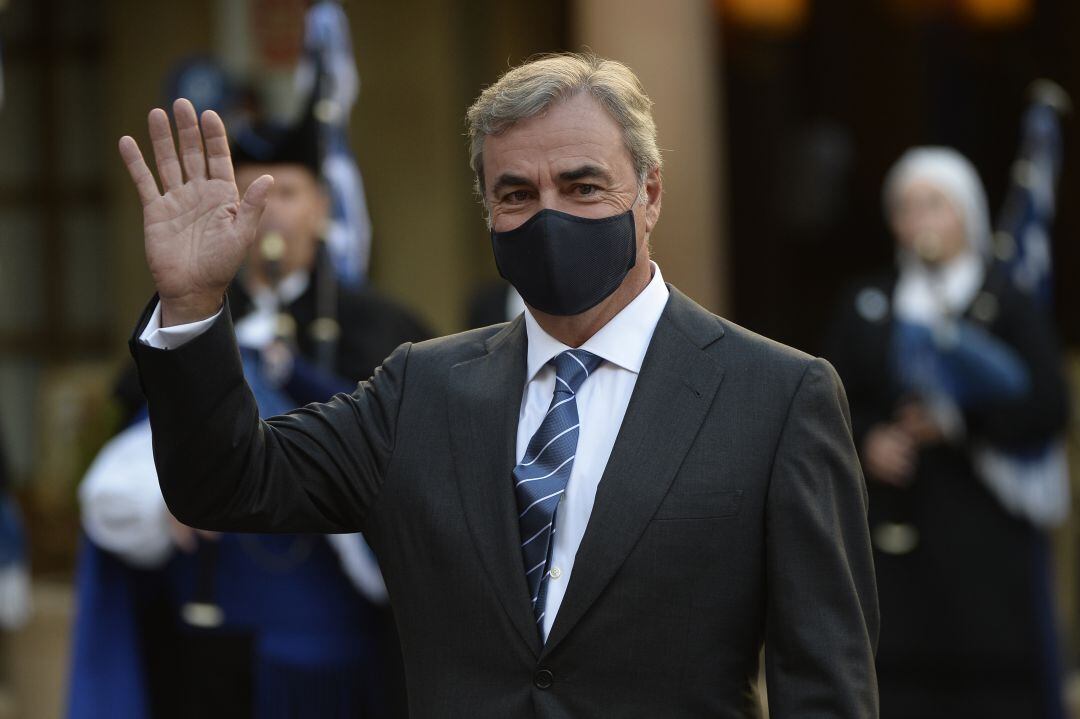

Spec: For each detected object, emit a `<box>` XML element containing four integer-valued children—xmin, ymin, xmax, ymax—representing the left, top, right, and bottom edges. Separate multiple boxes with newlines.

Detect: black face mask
<box><xmin>490</xmin><ymin>208</ymin><xmax>637</xmax><ymax>316</ymax></box>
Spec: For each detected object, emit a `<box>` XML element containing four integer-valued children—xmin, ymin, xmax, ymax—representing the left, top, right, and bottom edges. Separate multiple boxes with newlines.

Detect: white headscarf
<box><xmin>883</xmin><ymin>147</ymin><xmax>991</xmax><ymax>321</ymax></box>
<box><xmin>883</xmin><ymin>146</ymin><xmax>992</xmax><ymax>259</ymax></box>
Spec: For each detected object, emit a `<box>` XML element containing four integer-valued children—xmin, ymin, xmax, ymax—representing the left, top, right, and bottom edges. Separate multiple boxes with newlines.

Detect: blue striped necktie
<box><xmin>514</xmin><ymin>348</ymin><xmax>603</xmax><ymax>633</ymax></box>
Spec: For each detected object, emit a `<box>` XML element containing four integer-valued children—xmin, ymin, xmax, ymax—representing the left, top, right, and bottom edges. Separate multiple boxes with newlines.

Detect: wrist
<box><xmin>160</xmin><ymin>293</ymin><xmax>224</xmax><ymax>327</ymax></box>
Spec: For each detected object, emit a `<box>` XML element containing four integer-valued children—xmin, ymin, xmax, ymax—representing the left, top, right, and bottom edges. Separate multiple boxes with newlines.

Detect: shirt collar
<box><xmin>523</xmin><ymin>261</ymin><xmax>670</xmax><ymax>382</ymax></box>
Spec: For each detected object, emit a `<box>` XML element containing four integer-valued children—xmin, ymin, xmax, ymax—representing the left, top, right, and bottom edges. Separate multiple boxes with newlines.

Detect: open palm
<box><xmin>119</xmin><ymin>98</ymin><xmax>273</xmax><ymax>325</ymax></box>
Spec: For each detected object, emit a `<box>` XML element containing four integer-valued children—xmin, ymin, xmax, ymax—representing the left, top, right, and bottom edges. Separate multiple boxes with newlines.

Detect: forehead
<box><xmin>894</xmin><ymin>178</ymin><xmax>953</xmax><ymax>205</ymax></box>
<box><xmin>481</xmin><ymin>92</ymin><xmax>634</xmax><ymax>183</ymax></box>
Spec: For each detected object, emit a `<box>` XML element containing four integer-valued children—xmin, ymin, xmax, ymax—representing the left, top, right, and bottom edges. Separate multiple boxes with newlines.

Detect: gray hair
<box><xmin>466</xmin><ymin>52</ymin><xmax>662</xmax><ymax>202</ymax></box>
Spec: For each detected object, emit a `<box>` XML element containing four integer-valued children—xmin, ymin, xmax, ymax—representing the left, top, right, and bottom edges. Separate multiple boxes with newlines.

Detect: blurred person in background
<box><xmin>222</xmin><ymin>99</ymin><xmax>430</xmax><ymax>393</ymax></box>
<box><xmin>824</xmin><ymin>147</ymin><xmax>1070</xmax><ymax>718</ymax></box>
<box><xmin>69</xmin><ymin>95</ymin><xmax>427</xmax><ymax>719</ymax></box>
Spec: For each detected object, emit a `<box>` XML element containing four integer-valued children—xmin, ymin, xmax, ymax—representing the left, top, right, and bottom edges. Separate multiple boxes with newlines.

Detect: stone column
<box><xmin>572</xmin><ymin>0</ymin><xmax>730</xmax><ymax>315</ymax></box>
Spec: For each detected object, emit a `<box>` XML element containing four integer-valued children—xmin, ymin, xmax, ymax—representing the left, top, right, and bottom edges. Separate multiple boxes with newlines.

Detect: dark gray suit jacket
<box><xmin>132</xmin><ymin>285</ymin><xmax>879</xmax><ymax>718</ymax></box>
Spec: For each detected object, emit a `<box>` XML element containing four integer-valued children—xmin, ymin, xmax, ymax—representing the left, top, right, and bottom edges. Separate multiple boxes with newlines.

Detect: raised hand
<box><xmin>119</xmin><ymin>98</ymin><xmax>273</xmax><ymax>326</ymax></box>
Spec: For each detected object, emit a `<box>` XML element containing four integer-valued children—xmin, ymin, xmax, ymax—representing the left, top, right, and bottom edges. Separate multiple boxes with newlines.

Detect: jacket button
<box><xmin>533</xmin><ymin>668</ymin><xmax>554</xmax><ymax>689</ymax></box>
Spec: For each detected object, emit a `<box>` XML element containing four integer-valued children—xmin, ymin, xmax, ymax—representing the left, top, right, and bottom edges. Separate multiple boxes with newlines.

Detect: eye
<box><xmin>501</xmin><ymin>189</ymin><xmax>531</xmax><ymax>204</ymax></box>
<box><xmin>575</xmin><ymin>184</ymin><xmax>597</xmax><ymax>196</ymax></box>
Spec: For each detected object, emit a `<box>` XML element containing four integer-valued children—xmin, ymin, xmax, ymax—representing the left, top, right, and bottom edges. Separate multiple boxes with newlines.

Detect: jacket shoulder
<box><xmin>717</xmin><ymin>318</ymin><xmax>819</xmax><ymax>378</ymax></box>
<box><xmin>407</xmin><ymin>320</ymin><xmax>518</xmax><ymax>366</ymax></box>
<box><xmin>665</xmin><ymin>287</ymin><xmax>825</xmax><ymax>394</ymax></box>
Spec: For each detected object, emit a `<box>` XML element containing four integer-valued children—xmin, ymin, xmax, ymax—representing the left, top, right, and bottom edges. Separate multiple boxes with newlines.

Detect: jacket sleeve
<box><xmin>765</xmin><ymin>358</ymin><xmax>880</xmax><ymax>719</ymax></box>
<box><xmin>129</xmin><ymin>296</ymin><xmax>409</xmax><ymax>534</ymax></box>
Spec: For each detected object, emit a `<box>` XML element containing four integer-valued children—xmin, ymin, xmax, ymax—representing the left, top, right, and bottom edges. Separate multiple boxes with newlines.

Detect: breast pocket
<box><xmin>652</xmin><ymin>489</ymin><xmax>743</xmax><ymax>521</ymax></box>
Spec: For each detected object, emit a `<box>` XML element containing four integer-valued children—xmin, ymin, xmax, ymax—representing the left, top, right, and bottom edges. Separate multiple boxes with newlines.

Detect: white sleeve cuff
<box><xmin>139</xmin><ymin>300</ymin><xmax>223</xmax><ymax>350</ymax></box>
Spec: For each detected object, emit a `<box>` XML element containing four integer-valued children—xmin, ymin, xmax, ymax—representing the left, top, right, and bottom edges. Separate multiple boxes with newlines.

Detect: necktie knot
<box><xmin>550</xmin><ymin>349</ymin><xmax>602</xmax><ymax>395</ymax></box>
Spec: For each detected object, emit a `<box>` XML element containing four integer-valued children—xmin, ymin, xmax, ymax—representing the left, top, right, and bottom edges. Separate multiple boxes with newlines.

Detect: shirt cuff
<box><xmin>138</xmin><ymin>301</ymin><xmax>223</xmax><ymax>350</ymax></box>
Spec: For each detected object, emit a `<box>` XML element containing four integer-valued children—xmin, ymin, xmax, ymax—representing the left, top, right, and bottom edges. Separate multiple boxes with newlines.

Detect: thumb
<box><xmin>236</xmin><ymin>174</ymin><xmax>274</xmax><ymax>240</ymax></box>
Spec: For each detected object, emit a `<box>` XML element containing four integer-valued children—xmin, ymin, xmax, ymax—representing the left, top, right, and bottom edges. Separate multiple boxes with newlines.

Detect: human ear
<box><xmin>643</xmin><ymin>167</ymin><xmax>662</xmax><ymax>234</ymax></box>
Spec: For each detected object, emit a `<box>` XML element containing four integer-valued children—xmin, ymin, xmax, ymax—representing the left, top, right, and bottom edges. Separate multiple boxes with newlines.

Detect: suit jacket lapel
<box><xmin>542</xmin><ymin>289</ymin><xmax>726</xmax><ymax>656</ymax></box>
<box><xmin>448</xmin><ymin>317</ymin><xmax>542</xmax><ymax>656</ymax></box>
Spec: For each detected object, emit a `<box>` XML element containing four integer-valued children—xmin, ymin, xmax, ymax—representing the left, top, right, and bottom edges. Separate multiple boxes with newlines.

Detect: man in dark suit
<box><xmin>118</xmin><ymin>53</ymin><xmax>879</xmax><ymax>717</ymax></box>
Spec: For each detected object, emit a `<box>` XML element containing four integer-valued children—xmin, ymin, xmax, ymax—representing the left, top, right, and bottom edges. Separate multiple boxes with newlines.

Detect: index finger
<box><xmin>201</xmin><ymin>110</ymin><xmax>235</xmax><ymax>184</ymax></box>
<box><xmin>118</xmin><ymin>135</ymin><xmax>161</xmax><ymax>207</ymax></box>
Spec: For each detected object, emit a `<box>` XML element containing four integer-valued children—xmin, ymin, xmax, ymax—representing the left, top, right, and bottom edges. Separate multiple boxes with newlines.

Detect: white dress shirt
<box><xmin>138</xmin><ymin>262</ymin><xmax>671</xmax><ymax>638</ymax></box>
<box><xmin>517</xmin><ymin>262</ymin><xmax>668</xmax><ymax>639</ymax></box>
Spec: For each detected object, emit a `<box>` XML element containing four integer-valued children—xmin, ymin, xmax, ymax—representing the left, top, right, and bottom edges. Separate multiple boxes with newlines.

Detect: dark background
<box><xmin>722</xmin><ymin>0</ymin><xmax>1079</xmax><ymax>353</ymax></box>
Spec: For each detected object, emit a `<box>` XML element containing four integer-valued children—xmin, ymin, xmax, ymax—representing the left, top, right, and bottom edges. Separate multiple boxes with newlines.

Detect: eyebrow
<box><xmin>490</xmin><ymin>164</ymin><xmax>616</xmax><ymax>198</ymax></box>
<box><xmin>558</xmin><ymin>164</ymin><xmax>613</xmax><ymax>184</ymax></box>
